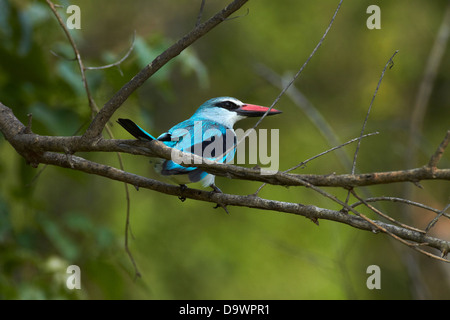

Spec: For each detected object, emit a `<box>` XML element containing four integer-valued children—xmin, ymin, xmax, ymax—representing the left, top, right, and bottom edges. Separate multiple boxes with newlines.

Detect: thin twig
<box><xmin>255</xmin><ymin>64</ymin><xmax>353</xmax><ymax>171</ymax></box>
<box><xmin>254</xmin><ymin>132</ymin><xmax>378</xmax><ymax>195</ymax></box>
<box><xmin>351</xmin><ymin>196</ymin><xmax>450</xmax><ymax>221</ymax></box>
<box><xmin>350</xmin><ymin>191</ymin><xmax>426</xmax><ymax>234</ymax></box>
<box><xmin>428</xmin><ymin>130</ymin><xmax>450</xmax><ymax>168</ymax></box>
<box><xmin>215</xmin><ymin>0</ymin><xmax>345</xmax><ymax>169</ymax></box>
<box><xmin>46</xmin><ymin>0</ymin><xmax>98</xmax><ymax>117</ymax></box>
<box><xmin>50</xmin><ymin>49</ymin><xmax>77</xmax><ymax>61</ymax></box>
<box><xmin>286</xmin><ymin>133</ymin><xmax>379</xmax><ymax>174</ymax></box>
<box><xmin>85</xmin><ymin>31</ymin><xmax>136</xmax><ymax>71</ymax></box>
<box><xmin>343</xmin><ymin>50</ymin><xmax>399</xmax><ymax>207</ymax></box>
<box><xmin>225</xmin><ymin>8</ymin><xmax>249</xmax><ymax>21</ymax></box>
<box><xmin>350</xmin><ymin>190</ymin><xmax>449</xmax><ymax>262</ymax></box>
<box><xmin>46</xmin><ymin>0</ymin><xmax>140</xmax><ymax>278</ymax></box>
<box><xmin>425</xmin><ymin>202</ymin><xmax>450</xmax><ymax>233</ymax></box>
<box><xmin>350</xmin><ymin>50</ymin><xmax>399</xmax><ymax>175</ymax></box>
<box><xmin>236</xmin><ymin>0</ymin><xmax>344</xmax><ymax>149</ymax></box>
<box><xmin>196</xmin><ymin>0</ymin><xmax>206</xmax><ymax>27</ymax></box>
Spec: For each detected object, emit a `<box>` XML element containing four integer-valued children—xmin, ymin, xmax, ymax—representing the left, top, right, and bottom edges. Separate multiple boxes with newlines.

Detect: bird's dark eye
<box><xmin>216</xmin><ymin>100</ymin><xmax>238</xmax><ymax>110</ymax></box>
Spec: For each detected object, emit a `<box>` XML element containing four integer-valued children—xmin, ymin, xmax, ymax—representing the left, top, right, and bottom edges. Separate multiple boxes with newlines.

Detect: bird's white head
<box><xmin>192</xmin><ymin>97</ymin><xmax>282</xmax><ymax>128</ymax></box>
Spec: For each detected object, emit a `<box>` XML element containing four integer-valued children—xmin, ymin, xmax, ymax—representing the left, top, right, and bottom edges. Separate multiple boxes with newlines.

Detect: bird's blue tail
<box><xmin>117</xmin><ymin>118</ymin><xmax>156</xmax><ymax>140</ymax></box>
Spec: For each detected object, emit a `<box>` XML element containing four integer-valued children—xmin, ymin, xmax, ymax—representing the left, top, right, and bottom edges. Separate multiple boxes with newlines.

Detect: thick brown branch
<box><xmin>11</xmin><ymin>135</ymin><xmax>450</xmax><ymax>188</ymax></box>
<box><xmin>1</xmin><ymin>102</ymin><xmax>449</xmax><ymax>189</ymax></box>
<box><xmin>17</xmin><ymin>147</ymin><xmax>450</xmax><ymax>258</ymax></box>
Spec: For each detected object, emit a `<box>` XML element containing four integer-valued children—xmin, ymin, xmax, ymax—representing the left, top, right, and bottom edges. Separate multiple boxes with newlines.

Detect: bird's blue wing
<box><xmin>159</xmin><ymin>120</ymin><xmax>237</xmax><ymax>178</ymax></box>
<box><xmin>170</xmin><ymin>119</ymin><xmax>237</xmax><ymax>163</ymax></box>
<box><xmin>201</xmin><ymin>121</ymin><xmax>237</xmax><ymax>164</ymax></box>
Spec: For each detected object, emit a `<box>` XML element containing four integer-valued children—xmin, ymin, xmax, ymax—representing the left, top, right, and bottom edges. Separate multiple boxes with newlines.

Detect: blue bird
<box><xmin>117</xmin><ymin>97</ymin><xmax>281</xmax><ymax>193</ymax></box>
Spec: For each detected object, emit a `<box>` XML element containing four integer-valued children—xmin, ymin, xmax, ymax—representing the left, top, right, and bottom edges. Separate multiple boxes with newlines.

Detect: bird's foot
<box><xmin>211</xmin><ymin>184</ymin><xmax>229</xmax><ymax>214</ymax></box>
<box><xmin>211</xmin><ymin>184</ymin><xmax>223</xmax><ymax>194</ymax></box>
<box><xmin>178</xmin><ymin>184</ymin><xmax>187</xmax><ymax>202</ymax></box>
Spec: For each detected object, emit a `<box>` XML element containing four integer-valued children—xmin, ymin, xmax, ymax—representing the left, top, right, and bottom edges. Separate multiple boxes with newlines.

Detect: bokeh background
<box><xmin>0</xmin><ymin>0</ymin><xmax>449</xmax><ymax>299</ymax></box>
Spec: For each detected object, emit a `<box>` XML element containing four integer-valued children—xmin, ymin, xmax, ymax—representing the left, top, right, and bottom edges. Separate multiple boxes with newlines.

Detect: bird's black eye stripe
<box><xmin>215</xmin><ymin>100</ymin><xmax>239</xmax><ymax>110</ymax></box>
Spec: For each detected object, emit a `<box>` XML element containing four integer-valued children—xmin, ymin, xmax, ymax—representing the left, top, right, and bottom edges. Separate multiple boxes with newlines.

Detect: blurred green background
<box><xmin>0</xmin><ymin>0</ymin><xmax>449</xmax><ymax>299</ymax></box>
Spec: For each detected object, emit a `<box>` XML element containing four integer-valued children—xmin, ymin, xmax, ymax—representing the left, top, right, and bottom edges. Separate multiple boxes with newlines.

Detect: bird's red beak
<box><xmin>236</xmin><ymin>104</ymin><xmax>282</xmax><ymax>117</ymax></box>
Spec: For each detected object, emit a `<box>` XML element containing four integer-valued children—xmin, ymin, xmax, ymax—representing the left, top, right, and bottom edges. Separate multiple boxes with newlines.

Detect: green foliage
<box><xmin>0</xmin><ymin>0</ymin><xmax>449</xmax><ymax>299</ymax></box>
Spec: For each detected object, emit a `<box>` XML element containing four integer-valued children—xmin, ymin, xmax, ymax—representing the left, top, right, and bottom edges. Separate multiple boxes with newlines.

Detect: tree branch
<box><xmin>2</xmin><ymin>119</ymin><xmax>449</xmax><ymax>259</ymax></box>
<box><xmin>82</xmin><ymin>0</ymin><xmax>249</xmax><ymax>141</ymax></box>
<box><xmin>2</xmin><ymin>102</ymin><xmax>449</xmax><ymax>189</ymax></box>
<box><xmin>2</xmin><ymin>101</ymin><xmax>450</xmax><ymax>261</ymax></box>
<box><xmin>1</xmin><ymin>0</ymin><xmax>449</xmax><ymax>265</ymax></box>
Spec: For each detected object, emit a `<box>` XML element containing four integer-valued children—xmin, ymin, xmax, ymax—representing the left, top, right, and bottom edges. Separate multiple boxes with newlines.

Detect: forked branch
<box><xmin>1</xmin><ymin>0</ymin><xmax>449</xmax><ymax>268</ymax></box>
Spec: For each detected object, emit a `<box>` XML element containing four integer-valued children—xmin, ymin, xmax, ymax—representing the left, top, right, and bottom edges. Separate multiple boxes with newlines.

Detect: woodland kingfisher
<box><xmin>117</xmin><ymin>96</ymin><xmax>281</xmax><ymax>192</ymax></box>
